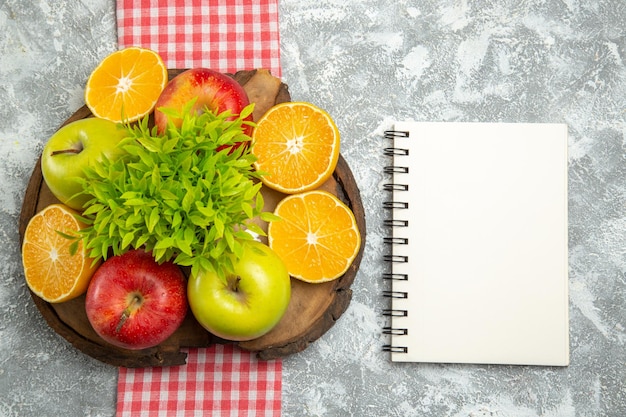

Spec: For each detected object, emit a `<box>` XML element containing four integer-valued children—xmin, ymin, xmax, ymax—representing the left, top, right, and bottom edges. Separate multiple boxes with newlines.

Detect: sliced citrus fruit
<box><xmin>268</xmin><ymin>190</ymin><xmax>361</xmax><ymax>283</ymax></box>
<box><xmin>84</xmin><ymin>46</ymin><xmax>168</xmax><ymax>123</ymax></box>
<box><xmin>252</xmin><ymin>102</ymin><xmax>341</xmax><ymax>194</ymax></box>
<box><xmin>22</xmin><ymin>204</ymin><xmax>100</xmax><ymax>303</ymax></box>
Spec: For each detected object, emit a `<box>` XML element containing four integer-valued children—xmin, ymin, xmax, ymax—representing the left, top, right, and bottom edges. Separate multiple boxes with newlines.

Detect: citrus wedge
<box><xmin>268</xmin><ymin>190</ymin><xmax>361</xmax><ymax>283</ymax></box>
<box><xmin>22</xmin><ymin>204</ymin><xmax>100</xmax><ymax>303</ymax></box>
<box><xmin>252</xmin><ymin>102</ymin><xmax>340</xmax><ymax>194</ymax></box>
<box><xmin>84</xmin><ymin>46</ymin><xmax>168</xmax><ymax>123</ymax></box>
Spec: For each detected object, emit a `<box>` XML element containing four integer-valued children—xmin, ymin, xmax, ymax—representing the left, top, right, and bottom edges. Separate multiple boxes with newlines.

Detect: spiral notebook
<box><xmin>383</xmin><ymin>122</ymin><xmax>569</xmax><ymax>366</ymax></box>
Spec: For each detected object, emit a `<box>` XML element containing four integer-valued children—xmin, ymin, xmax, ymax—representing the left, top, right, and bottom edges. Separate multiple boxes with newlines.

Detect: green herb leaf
<box><xmin>78</xmin><ymin>100</ymin><xmax>275</xmax><ymax>277</ymax></box>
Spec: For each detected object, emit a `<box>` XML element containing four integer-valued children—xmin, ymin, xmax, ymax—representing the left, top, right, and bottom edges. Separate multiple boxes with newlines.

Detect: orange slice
<box><xmin>21</xmin><ymin>204</ymin><xmax>100</xmax><ymax>303</ymax></box>
<box><xmin>268</xmin><ymin>190</ymin><xmax>361</xmax><ymax>283</ymax></box>
<box><xmin>84</xmin><ymin>47</ymin><xmax>168</xmax><ymax>123</ymax></box>
<box><xmin>252</xmin><ymin>102</ymin><xmax>341</xmax><ymax>194</ymax></box>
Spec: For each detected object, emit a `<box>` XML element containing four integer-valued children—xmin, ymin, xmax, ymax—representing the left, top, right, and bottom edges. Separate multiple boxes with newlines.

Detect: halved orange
<box><xmin>84</xmin><ymin>47</ymin><xmax>168</xmax><ymax>123</ymax></box>
<box><xmin>22</xmin><ymin>204</ymin><xmax>100</xmax><ymax>303</ymax></box>
<box><xmin>268</xmin><ymin>190</ymin><xmax>361</xmax><ymax>283</ymax></box>
<box><xmin>252</xmin><ymin>102</ymin><xmax>341</xmax><ymax>194</ymax></box>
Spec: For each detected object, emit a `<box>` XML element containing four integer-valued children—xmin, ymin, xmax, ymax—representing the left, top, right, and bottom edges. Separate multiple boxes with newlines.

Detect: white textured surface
<box><xmin>1</xmin><ymin>0</ymin><xmax>624</xmax><ymax>416</ymax></box>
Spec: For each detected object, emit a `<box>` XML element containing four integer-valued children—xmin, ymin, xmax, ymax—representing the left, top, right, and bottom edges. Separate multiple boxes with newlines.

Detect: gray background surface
<box><xmin>1</xmin><ymin>0</ymin><xmax>624</xmax><ymax>416</ymax></box>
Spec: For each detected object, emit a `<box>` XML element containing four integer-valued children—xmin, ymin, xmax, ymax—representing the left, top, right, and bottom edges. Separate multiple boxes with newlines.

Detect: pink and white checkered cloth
<box><xmin>117</xmin><ymin>345</ymin><xmax>282</xmax><ymax>416</ymax></box>
<box><xmin>116</xmin><ymin>0</ymin><xmax>281</xmax><ymax>77</ymax></box>
<box><xmin>115</xmin><ymin>2</ymin><xmax>283</xmax><ymax>415</ymax></box>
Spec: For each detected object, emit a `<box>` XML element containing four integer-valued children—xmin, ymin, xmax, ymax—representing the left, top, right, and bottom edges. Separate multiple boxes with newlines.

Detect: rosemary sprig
<box><xmin>76</xmin><ymin>99</ymin><xmax>278</xmax><ymax>278</ymax></box>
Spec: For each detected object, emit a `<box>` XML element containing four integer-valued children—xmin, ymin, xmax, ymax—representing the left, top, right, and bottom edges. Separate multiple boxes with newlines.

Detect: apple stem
<box><xmin>50</xmin><ymin>147</ymin><xmax>82</xmax><ymax>156</ymax></box>
<box><xmin>115</xmin><ymin>294</ymin><xmax>142</xmax><ymax>333</ymax></box>
<box><xmin>231</xmin><ymin>276</ymin><xmax>242</xmax><ymax>293</ymax></box>
<box><xmin>115</xmin><ymin>312</ymin><xmax>129</xmax><ymax>334</ymax></box>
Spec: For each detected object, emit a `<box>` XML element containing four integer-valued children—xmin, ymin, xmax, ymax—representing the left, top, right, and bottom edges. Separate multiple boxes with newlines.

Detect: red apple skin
<box><xmin>154</xmin><ymin>68</ymin><xmax>253</xmax><ymax>138</ymax></box>
<box><xmin>85</xmin><ymin>249</ymin><xmax>188</xmax><ymax>350</ymax></box>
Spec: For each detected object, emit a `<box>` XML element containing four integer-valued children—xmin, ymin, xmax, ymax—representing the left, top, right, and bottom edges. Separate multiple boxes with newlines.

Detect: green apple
<box><xmin>188</xmin><ymin>240</ymin><xmax>291</xmax><ymax>341</ymax></box>
<box><xmin>41</xmin><ymin>118</ymin><xmax>128</xmax><ymax>210</ymax></box>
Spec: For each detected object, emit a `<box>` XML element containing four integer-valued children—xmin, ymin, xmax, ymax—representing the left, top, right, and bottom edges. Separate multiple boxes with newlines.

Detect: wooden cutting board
<box><xmin>18</xmin><ymin>69</ymin><xmax>366</xmax><ymax>367</ymax></box>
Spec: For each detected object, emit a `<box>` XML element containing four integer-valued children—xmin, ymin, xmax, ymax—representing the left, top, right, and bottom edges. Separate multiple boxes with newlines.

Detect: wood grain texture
<box><xmin>18</xmin><ymin>69</ymin><xmax>365</xmax><ymax>367</ymax></box>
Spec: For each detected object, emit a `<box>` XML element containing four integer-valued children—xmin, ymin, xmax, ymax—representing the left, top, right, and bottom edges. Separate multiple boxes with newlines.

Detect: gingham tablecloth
<box><xmin>115</xmin><ymin>1</ymin><xmax>282</xmax><ymax>415</ymax></box>
<box><xmin>116</xmin><ymin>0</ymin><xmax>281</xmax><ymax>76</ymax></box>
<box><xmin>117</xmin><ymin>345</ymin><xmax>282</xmax><ymax>417</ymax></box>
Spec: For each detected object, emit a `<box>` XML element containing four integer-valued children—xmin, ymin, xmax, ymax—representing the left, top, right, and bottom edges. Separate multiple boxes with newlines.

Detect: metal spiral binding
<box><xmin>382</xmin><ymin>309</ymin><xmax>408</xmax><ymax>317</ymax></box>
<box><xmin>383</xmin><ymin>273</ymin><xmax>408</xmax><ymax>281</ymax></box>
<box><xmin>383</xmin><ymin>237</ymin><xmax>408</xmax><ymax>245</ymax></box>
<box><xmin>383</xmin><ymin>183</ymin><xmax>409</xmax><ymax>191</ymax></box>
<box><xmin>383</xmin><ymin>147</ymin><xmax>409</xmax><ymax>156</ymax></box>
<box><xmin>383</xmin><ymin>290</ymin><xmax>408</xmax><ymax>298</ymax></box>
<box><xmin>384</xmin><ymin>130</ymin><xmax>410</xmax><ymax>139</ymax></box>
<box><xmin>383</xmin><ymin>327</ymin><xmax>408</xmax><ymax>336</ymax></box>
<box><xmin>384</xmin><ymin>166</ymin><xmax>409</xmax><ymax>174</ymax></box>
<box><xmin>382</xmin><ymin>129</ymin><xmax>410</xmax><ymax>356</ymax></box>
<box><xmin>382</xmin><ymin>345</ymin><xmax>408</xmax><ymax>353</ymax></box>
<box><xmin>383</xmin><ymin>219</ymin><xmax>408</xmax><ymax>227</ymax></box>
<box><xmin>383</xmin><ymin>201</ymin><xmax>408</xmax><ymax>209</ymax></box>
<box><xmin>383</xmin><ymin>254</ymin><xmax>408</xmax><ymax>263</ymax></box>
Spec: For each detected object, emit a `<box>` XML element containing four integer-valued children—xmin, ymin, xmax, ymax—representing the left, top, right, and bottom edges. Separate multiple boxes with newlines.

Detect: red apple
<box><xmin>154</xmin><ymin>68</ymin><xmax>253</xmax><ymax>140</ymax></box>
<box><xmin>85</xmin><ymin>249</ymin><xmax>187</xmax><ymax>350</ymax></box>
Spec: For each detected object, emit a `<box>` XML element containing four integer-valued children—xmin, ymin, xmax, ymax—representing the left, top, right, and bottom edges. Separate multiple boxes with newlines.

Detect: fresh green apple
<box><xmin>187</xmin><ymin>240</ymin><xmax>291</xmax><ymax>341</ymax></box>
<box><xmin>41</xmin><ymin>117</ymin><xmax>127</xmax><ymax>210</ymax></box>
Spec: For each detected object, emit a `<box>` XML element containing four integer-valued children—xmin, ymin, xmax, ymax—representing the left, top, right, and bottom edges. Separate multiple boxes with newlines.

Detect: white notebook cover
<box><xmin>386</xmin><ymin>122</ymin><xmax>569</xmax><ymax>366</ymax></box>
